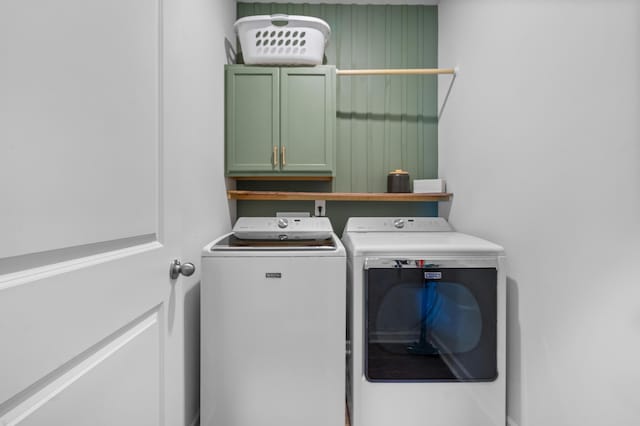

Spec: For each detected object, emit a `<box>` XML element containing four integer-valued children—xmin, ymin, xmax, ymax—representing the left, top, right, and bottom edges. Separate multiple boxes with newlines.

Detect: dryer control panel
<box><xmin>343</xmin><ymin>217</ymin><xmax>453</xmax><ymax>233</ymax></box>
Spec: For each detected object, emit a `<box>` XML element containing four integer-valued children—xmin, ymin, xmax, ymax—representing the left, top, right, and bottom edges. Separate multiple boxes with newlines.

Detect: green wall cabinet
<box><xmin>225</xmin><ymin>65</ymin><xmax>336</xmax><ymax>177</ymax></box>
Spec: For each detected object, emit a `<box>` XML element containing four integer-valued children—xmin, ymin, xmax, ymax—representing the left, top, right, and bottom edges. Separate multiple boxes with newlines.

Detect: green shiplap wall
<box><xmin>235</xmin><ymin>3</ymin><xmax>439</xmax><ymax>232</ymax></box>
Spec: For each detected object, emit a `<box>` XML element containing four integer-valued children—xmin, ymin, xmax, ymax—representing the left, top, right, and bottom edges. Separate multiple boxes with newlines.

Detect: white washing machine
<box><xmin>342</xmin><ymin>217</ymin><xmax>506</xmax><ymax>426</ymax></box>
<box><xmin>201</xmin><ymin>217</ymin><xmax>346</xmax><ymax>426</ymax></box>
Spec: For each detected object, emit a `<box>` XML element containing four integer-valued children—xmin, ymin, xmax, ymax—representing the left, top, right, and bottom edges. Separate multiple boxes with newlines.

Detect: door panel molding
<box><xmin>0</xmin><ymin>234</ymin><xmax>158</xmax><ymax>277</ymax></box>
<box><xmin>0</xmin><ymin>0</ymin><xmax>162</xmax><ymax>260</ymax></box>
<box><xmin>0</xmin><ymin>248</ymin><xmax>165</xmax><ymax>403</ymax></box>
<box><xmin>0</xmin><ymin>241</ymin><xmax>162</xmax><ymax>291</ymax></box>
<box><xmin>0</xmin><ymin>310</ymin><xmax>161</xmax><ymax>425</ymax></box>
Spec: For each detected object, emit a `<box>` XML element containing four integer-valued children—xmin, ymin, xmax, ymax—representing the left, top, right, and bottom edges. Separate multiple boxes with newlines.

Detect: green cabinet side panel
<box><xmin>225</xmin><ymin>66</ymin><xmax>279</xmax><ymax>173</ymax></box>
<box><xmin>280</xmin><ymin>67</ymin><xmax>335</xmax><ymax>173</ymax></box>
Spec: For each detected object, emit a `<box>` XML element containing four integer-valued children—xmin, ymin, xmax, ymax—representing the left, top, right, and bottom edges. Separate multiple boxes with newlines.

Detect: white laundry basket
<box><xmin>234</xmin><ymin>14</ymin><xmax>331</xmax><ymax>65</ymax></box>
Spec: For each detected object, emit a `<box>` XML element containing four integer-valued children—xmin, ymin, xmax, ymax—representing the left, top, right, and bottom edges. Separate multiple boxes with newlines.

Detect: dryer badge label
<box><xmin>424</xmin><ymin>271</ymin><xmax>442</xmax><ymax>280</ymax></box>
<box><xmin>265</xmin><ymin>272</ymin><xmax>282</xmax><ymax>278</ymax></box>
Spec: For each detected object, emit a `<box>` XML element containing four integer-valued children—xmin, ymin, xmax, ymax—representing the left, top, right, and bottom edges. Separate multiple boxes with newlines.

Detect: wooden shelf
<box><xmin>227</xmin><ymin>190</ymin><xmax>452</xmax><ymax>202</ymax></box>
<box><xmin>230</xmin><ymin>176</ymin><xmax>332</xmax><ymax>181</ymax></box>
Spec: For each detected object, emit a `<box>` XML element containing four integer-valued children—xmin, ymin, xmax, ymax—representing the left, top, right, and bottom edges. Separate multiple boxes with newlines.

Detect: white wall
<box><xmin>162</xmin><ymin>0</ymin><xmax>236</xmax><ymax>424</ymax></box>
<box><xmin>438</xmin><ymin>1</ymin><xmax>640</xmax><ymax>425</ymax></box>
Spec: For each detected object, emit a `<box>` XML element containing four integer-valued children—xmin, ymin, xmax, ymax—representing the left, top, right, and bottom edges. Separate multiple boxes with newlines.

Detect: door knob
<box><xmin>169</xmin><ymin>259</ymin><xmax>196</xmax><ymax>279</ymax></box>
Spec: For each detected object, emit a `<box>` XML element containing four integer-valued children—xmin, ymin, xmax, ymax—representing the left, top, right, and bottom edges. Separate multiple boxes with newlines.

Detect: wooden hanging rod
<box><xmin>336</xmin><ymin>67</ymin><xmax>457</xmax><ymax>76</ymax></box>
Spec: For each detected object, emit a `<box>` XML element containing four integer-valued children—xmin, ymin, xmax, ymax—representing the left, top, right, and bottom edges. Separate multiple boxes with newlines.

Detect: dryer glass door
<box><xmin>365</xmin><ymin>265</ymin><xmax>497</xmax><ymax>382</ymax></box>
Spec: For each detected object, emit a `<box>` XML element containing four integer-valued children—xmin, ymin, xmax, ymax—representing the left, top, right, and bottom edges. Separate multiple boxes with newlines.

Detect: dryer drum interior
<box><xmin>365</xmin><ymin>267</ymin><xmax>497</xmax><ymax>382</ymax></box>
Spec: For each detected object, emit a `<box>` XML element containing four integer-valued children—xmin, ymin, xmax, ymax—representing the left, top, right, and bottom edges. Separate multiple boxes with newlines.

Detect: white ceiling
<box><xmin>243</xmin><ymin>1</ymin><xmax>439</xmax><ymax>5</ymax></box>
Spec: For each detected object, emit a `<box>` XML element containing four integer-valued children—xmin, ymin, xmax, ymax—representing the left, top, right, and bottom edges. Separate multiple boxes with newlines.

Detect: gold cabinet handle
<box><xmin>273</xmin><ymin>146</ymin><xmax>278</xmax><ymax>167</ymax></box>
<box><xmin>281</xmin><ymin>146</ymin><xmax>286</xmax><ymax>167</ymax></box>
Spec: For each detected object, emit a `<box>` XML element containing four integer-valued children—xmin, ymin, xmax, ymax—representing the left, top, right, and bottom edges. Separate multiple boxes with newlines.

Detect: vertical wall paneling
<box><xmin>387</xmin><ymin>6</ymin><xmax>403</xmax><ymax>176</ymax></box>
<box><xmin>350</xmin><ymin>5</ymin><xmax>369</xmax><ymax>191</ymax></box>
<box><xmin>366</xmin><ymin>7</ymin><xmax>386</xmax><ymax>192</ymax></box>
<box><xmin>235</xmin><ymin>3</ymin><xmax>438</xmax><ymax>228</ymax></box>
<box><xmin>422</xmin><ymin>7</ymin><xmax>438</xmax><ymax>180</ymax></box>
<box><xmin>335</xmin><ymin>5</ymin><xmax>353</xmax><ymax>192</ymax></box>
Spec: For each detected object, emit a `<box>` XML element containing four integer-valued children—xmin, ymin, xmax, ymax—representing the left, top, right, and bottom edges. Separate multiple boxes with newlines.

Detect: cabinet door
<box><xmin>280</xmin><ymin>66</ymin><xmax>335</xmax><ymax>174</ymax></box>
<box><xmin>225</xmin><ymin>66</ymin><xmax>279</xmax><ymax>174</ymax></box>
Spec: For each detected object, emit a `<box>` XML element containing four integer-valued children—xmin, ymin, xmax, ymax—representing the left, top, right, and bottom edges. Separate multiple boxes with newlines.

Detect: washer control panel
<box><xmin>233</xmin><ymin>217</ymin><xmax>334</xmax><ymax>240</ymax></box>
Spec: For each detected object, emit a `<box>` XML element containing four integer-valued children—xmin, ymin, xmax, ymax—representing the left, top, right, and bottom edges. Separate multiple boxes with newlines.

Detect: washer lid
<box><xmin>232</xmin><ymin>216</ymin><xmax>334</xmax><ymax>240</ymax></box>
<box><xmin>202</xmin><ymin>232</ymin><xmax>346</xmax><ymax>257</ymax></box>
<box><xmin>211</xmin><ymin>234</ymin><xmax>337</xmax><ymax>251</ymax></box>
<box><xmin>342</xmin><ymin>230</ymin><xmax>504</xmax><ymax>257</ymax></box>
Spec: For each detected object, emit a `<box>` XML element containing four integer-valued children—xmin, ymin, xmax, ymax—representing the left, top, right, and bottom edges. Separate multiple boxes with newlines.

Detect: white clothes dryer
<box><xmin>201</xmin><ymin>217</ymin><xmax>346</xmax><ymax>426</ymax></box>
<box><xmin>342</xmin><ymin>217</ymin><xmax>506</xmax><ymax>426</ymax></box>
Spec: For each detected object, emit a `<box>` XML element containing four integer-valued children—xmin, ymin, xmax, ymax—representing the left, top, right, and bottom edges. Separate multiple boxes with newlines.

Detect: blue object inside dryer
<box><xmin>375</xmin><ymin>281</ymin><xmax>482</xmax><ymax>354</ymax></box>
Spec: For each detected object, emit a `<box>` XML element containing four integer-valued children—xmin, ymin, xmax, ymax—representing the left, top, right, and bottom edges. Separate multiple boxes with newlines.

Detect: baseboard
<box><xmin>189</xmin><ymin>411</ymin><xmax>200</xmax><ymax>426</ymax></box>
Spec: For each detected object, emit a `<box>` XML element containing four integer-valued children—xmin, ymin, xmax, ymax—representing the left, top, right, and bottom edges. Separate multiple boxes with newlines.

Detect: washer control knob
<box><xmin>277</xmin><ymin>218</ymin><xmax>289</xmax><ymax>229</ymax></box>
<box><xmin>393</xmin><ymin>218</ymin><xmax>405</xmax><ymax>229</ymax></box>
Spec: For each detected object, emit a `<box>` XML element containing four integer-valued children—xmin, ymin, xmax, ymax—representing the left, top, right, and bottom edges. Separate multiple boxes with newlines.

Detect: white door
<box><xmin>0</xmin><ymin>0</ymin><xmax>234</xmax><ymax>424</ymax></box>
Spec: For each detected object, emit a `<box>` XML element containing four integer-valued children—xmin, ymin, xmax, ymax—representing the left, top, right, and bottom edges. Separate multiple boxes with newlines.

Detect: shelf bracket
<box><xmin>438</xmin><ymin>66</ymin><xmax>459</xmax><ymax>120</ymax></box>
